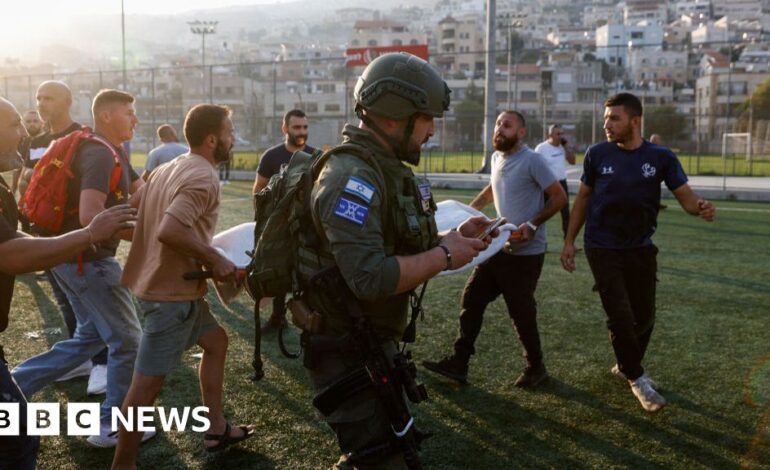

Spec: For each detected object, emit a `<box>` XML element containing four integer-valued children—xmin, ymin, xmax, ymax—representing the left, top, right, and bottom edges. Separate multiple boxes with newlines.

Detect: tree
<box><xmin>454</xmin><ymin>80</ymin><xmax>485</xmax><ymax>149</ymax></box>
<box><xmin>643</xmin><ymin>106</ymin><xmax>688</xmax><ymax>142</ymax></box>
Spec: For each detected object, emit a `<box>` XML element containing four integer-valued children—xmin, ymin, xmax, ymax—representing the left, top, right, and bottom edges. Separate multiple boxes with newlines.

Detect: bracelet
<box><xmin>86</xmin><ymin>227</ymin><xmax>97</xmax><ymax>251</ymax></box>
<box><xmin>438</xmin><ymin>244</ymin><xmax>452</xmax><ymax>271</ymax></box>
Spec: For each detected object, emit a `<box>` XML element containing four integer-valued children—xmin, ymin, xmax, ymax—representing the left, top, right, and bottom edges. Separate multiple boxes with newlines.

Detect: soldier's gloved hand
<box><xmin>440</xmin><ymin>230</ymin><xmax>485</xmax><ymax>270</ymax></box>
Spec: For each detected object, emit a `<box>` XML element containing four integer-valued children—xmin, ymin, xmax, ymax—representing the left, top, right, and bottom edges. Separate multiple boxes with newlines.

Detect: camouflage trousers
<box><xmin>310</xmin><ymin>342</ymin><xmax>409</xmax><ymax>470</ymax></box>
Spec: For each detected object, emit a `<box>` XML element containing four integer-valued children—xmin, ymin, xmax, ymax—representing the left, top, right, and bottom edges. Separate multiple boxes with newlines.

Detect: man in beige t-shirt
<box><xmin>114</xmin><ymin>104</ymin><xmax>255</xmax><ymax>468</ymax></box>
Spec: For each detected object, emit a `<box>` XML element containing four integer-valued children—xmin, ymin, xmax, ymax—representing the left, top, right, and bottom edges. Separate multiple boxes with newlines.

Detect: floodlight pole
<box><xmin>481</xmin><ymin>0</ymin><xmax>496</xmax><ymax>173</ymax></box>
<box><xmin>121</xmin><ymin>0</ymin><xmax>126</xmax><ymax>89</ymax></box>
<box><xmin>189</xmin><ymin>20</ymin><xmax>218</xmax><ymax>102</ymax></box>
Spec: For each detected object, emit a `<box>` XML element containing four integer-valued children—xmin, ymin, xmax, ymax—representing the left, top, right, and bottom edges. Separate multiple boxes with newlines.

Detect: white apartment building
<box><xmin>596</xmin><ymin>23</ymin><xmax>664</xmax><ymax>68</ymax></box>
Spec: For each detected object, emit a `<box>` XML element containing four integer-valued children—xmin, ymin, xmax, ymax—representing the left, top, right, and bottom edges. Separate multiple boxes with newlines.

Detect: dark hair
<box><xmin>184</xmin><ymin>104</ymin><xmax>231</xmax><ymax>147</ymax></box>
<box><xmin>604</xmin><ymin>92</ymin><xmax>643</xmax><ymax>118</ymax></box>
<box><xmin>283</xmin><ymin>109</ymin><xmax>306</xmax><ymax>127</ymax></box>
<box><xmin>501</xmin><ymin>110</ymin><xmax>526</xmax><ymax>128</ymax></box>
<box><xmin>92</xmin><ymin>89</ymin><xmax>134</xmax><ymax>115</ymax></box>
<box><xmin>156</xmin><ymin>124</ymin><xmax>175</xmax><ymax>140</ymax></box>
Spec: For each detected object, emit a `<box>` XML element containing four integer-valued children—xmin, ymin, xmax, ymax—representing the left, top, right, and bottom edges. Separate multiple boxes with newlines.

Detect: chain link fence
<box><xmin>3</xmin><ymin>49</ymin><xmax>769</xmax><ymax>176</ymax></box>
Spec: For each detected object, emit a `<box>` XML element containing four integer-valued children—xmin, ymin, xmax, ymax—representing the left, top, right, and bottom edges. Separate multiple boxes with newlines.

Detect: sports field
<box><xmin>6</xmin><ymin>182</ymin><xmax>770</xmax><ymax>468</ymax></box>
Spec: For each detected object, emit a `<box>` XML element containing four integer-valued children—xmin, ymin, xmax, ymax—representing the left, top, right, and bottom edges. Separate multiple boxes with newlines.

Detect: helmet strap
<box><xmin>356</xmin><ymin>107</ymin><xmax>421</xmax><ymax>166</ymax></box>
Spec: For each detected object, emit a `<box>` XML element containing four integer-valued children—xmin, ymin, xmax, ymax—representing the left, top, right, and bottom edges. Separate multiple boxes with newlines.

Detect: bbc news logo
<box><xmin>0</xmin><ymin>403</ymin><xmax>210</xmax><ymax>436</ymax></box>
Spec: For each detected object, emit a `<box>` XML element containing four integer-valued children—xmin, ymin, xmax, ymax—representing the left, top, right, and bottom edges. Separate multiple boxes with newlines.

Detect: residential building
<box><xmin>624</xmin><ymin>0</ymin><xmax>669</xmax><ymax>25</ymax></box>
<box><xmin>596</xmin><ymin>23</ymin><xmax>664</xmax><ymax>68</ymax></box>
<box><xmin>348</xmin><ymin>19</ymin><xmax>427</xmax><ymax>48</ymax></box>
<box><xmin>627</xmin><ymin>46</ymin><xmax>689</xmax><ymax>84</ymax></box>
<box><xmin>436</xmin><ymin>13</ymin><xmax>485</xmax><ymax>78</ymax></box>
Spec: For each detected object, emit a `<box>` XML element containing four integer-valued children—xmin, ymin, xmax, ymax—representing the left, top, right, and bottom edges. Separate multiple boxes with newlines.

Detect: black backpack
<box><xmin>245</xmin><ymin>145</ymin><xmax>385</xmax><ymax>300</ymax></box>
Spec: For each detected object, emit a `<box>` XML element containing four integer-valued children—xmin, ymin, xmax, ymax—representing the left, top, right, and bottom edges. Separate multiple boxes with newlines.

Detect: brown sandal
<box><xmin>203</xmin><ymin>422</ymin><xmax>255</xmax><ymax>453</ymax></box>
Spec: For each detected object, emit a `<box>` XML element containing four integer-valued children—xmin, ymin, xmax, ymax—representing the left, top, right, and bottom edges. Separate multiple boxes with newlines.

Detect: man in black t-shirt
<box><xmin>12</xmin><ymin>89</ymin><xmax>150</xmax><ymax>449</ymax></box>
<box><xmin>20</xmin><ymin>81</ymin><xmax>109</xmax><ymax>393</ymax></box>
<box><xmin>0</xmin><ymin>96</ymin><xmax>136</xmax><ymax>469</ymax></box>
<box><xmin>250</xmin><ymin>109</ymin><xmax>315</xmax><ymax>379</ymax></box>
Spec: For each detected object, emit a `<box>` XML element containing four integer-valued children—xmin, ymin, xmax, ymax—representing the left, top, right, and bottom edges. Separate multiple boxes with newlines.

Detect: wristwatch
<box><xmin>525</xmin><ymin>221</ymin><xmax>538</xmax><ymax>232</ymax></box>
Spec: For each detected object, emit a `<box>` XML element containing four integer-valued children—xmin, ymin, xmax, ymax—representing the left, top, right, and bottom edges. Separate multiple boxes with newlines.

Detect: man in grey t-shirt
<box><xmin>423</xmin><ymin>111</ymin><xmax>566</xmax><ymax>387</ymax></box>
<box><xmin>142</xmin><ymin>124</ymin><xmax>188</xmax><ymax>180</ymax></box>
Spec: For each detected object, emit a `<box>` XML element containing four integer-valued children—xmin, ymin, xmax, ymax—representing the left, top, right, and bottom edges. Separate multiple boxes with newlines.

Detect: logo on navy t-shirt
<box><xmin>641</xmin><ymin>163</ymin><xmax>656</xmax><ymax>178</ymax></box>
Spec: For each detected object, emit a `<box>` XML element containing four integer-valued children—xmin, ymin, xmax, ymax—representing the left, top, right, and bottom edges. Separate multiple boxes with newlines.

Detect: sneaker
<box><xmin>86</xmin><ymin>424</ymin><xmax>157</xmax><ymax>448</ymax></box>
<box><xmin>514</xmin><ymin>363</ymin><xmax>548</xmax><ymax>388</ymax></box>
<box><xmin>422</xmin><ymin>356</ymin><xmax>468</xmax><ymax>384</ymax></box>
<box><xmin>611</xmin><ymin>365</ymin><xmax>658</xmax><ymax>390</ymax></box>
<box><xmin>54</xmin><ymin>360</ymin><xmax>92</xmax><ymax>382</ymax></box>
<box><xmin>630</xmin><ymin>375</ymin><xmax>667</xmax><ymax>412</ymax></box>
<box><xmin>87</xmin><ymin>364</ymin><xmax>108</xmax><ymax>395</ymax></box>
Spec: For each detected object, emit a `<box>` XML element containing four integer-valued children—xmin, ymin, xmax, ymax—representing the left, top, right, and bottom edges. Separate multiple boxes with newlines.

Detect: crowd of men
<box><xmin>0</xmin><ymin>52</ymin><xmax>716</xmax><ymax>469</ymax></box>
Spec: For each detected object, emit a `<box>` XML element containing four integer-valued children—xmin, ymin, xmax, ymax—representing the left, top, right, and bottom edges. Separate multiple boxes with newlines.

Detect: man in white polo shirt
<box><xmin>535</xmin><ymin>124</ymin><xmax>575</xmax><ymax>238</ymax></box>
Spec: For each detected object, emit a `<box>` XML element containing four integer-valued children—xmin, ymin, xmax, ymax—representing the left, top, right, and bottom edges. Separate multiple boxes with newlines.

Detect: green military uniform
<box><xmin>304</xmin><ymin>124</ymin><xmax>439</xmax><ymax>468</ymax></box>
<box><xmin>300</xmin><ymin>51</ymin><xmax>450</xmax><ymax>469</ymax></box>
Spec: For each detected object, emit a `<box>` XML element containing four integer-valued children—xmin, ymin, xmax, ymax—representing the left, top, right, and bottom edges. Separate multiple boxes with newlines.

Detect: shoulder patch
<box><xmin>333</xmin><ymin>197</ymin><xmax>369</xmax><ymax>226</ymax></box>
<box><xmin>343</xmin><ymin>176</ymin><xmax>376</xmax><ymax>203</ymax></box>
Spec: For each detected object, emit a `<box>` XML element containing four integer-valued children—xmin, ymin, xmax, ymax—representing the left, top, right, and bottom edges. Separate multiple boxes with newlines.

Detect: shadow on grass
<box><xmin>658</xmin><ymin>266</ymin><xmax>770</xmax><ymax>294</ymax></box>
<box><xmin>422</xmin><ymin>376</ymin><xmax>644</xmax><ymax>468</ymax></box>
<box><xmin>16</xmin><ymin>274</ymin><xmax>69</xmax><ymax>348</ymax></box>
<box><xmin>539</xmin><ymin>378</ymin><xmax>740</xmax><ymax>468</ymax></box>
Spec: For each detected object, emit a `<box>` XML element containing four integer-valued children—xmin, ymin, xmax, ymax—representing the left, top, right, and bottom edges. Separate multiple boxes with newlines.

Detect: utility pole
<box><xmin>481</xmin><ymin>0</ymin><xmax>496</xmax><ymax>173</ymax></box>
<box><xmin>189</xmin><ymin>20</ymin><xmax>218</xmax><ymax>101</ymax></box>
<box><xmin>121</xmin><ymin>0</ymin><xmax>127</xmax><ymax>89</ymax></box>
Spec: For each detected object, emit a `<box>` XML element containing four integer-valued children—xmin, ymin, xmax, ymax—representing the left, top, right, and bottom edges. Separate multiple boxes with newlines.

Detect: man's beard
<box><xmin>0</xmin><ymin>150</ymin><xmax>23</xmax><ymax>173</ymax></box>
<box><xmin>606</xmin><ymin>122</ymin><xmax>633</xmax><ymax>144</ymax></box>
<box><xmin>288</xmin><ymin>133</ymin><xmax>306</xmax><ymax>147</ymax></box>
<box><xmin>493</xmin><ymin>133</ymin><xmax>519</xmax><ymax>152</ymax></box>
<box><xmin>213</xmin><ymin>139</ymin><xmax>232</xmax><ymax>164</ymax></box>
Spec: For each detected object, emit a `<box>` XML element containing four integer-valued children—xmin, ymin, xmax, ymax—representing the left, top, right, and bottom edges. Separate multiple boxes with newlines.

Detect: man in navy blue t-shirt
<box><xmin>561</xmin><ymin>92</ymin><xmax>715</xmax><ymax>412</ymax></box>
<box><xmin>249</xmin><ymin>109</ymin><xmax>315</xmax><ymax>381</ymax></box>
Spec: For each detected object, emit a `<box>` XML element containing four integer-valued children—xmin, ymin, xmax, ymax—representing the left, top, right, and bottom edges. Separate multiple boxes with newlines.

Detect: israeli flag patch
<box><xmin>344</xmin><ymin>176</ymin><xmax>376</xmax><ymax>203</ymax></box>
<box><xmin>334</xmin><ymin>197</ymin><xmax>369</xmax><ymax>226</ymax></box>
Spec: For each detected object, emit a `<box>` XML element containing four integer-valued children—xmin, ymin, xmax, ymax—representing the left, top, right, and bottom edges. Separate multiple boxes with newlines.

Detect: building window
<box><xmin>392</xmin><ymin>39</ymin><xmax>403</xmax><ymax>46</ymax></box>
<box><xmin>631</xmin><ymin>31</ymin><xmax>643</xmax><ymax>39</ymax></box>
<box><xmin>556</xmin><ymin>73</ymin><xmax>572</xmax><ymax>84</ymax></box>
<box><xmin>367</xmin><ymin>39</ymin><xmax>377</xmax><ymax>46</ymax></box>
<box><xmin>521</xmin><ymin>90</ymin><xmax>537</xmax><ymax>101</ymax></box>
<box><xmin>325</xmin><ymin>103</ymin><xmax>340</xmax><ymax>112</ymax></box>
<box><xmin>556</xmin><ymin>92</ymin><xmax>573</xmax><ymax>102</ymax></box>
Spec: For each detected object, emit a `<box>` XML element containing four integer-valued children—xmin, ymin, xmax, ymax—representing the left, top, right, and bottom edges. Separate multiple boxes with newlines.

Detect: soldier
<box><xmin>300</xmin><ymin>52</ymin><xmax>494</xmax><ymax>468</ymax></box>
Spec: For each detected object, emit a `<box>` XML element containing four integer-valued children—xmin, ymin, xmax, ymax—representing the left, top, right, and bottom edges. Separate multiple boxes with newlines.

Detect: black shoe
<box><xmin>260</xmin><ymin>316</ymin><xmax>287</xmax><ymax>334</ymax></box>
<box><xmin>422</xmin><ymin>356</ymin><xmax>468</xmax><ymax>384</ymax></box>
<box><xmin>514</xmin><ymin>363</ymin><xmax>548</xmax><ymax>388</ymax></box>
<box><xmin>250</xmin><ymin>368</ymin><xmax>264</xmax><ymax>382</ymax></box>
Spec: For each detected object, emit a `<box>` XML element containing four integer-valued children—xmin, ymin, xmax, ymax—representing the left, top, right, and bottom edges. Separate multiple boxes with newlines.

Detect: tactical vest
<box><xmin>298</xmin><ymin>144</ymin><xmax>440</xmax><ymax>338</ymax></box>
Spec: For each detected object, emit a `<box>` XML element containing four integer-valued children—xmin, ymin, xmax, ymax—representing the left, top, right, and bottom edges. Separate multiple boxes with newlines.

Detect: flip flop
<box><xmin>203</xmin><ymin>422</ymin><xmax>255</xmax><ymax>453</ymax></box>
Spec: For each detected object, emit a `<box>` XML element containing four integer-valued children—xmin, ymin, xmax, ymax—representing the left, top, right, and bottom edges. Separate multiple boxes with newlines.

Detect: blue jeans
<box><xmin>12</xmin><ymin>257</ymin><xmax>141</xmax><ymax>426</ymax></box>
<box><xmin>45</xmin><ymin>270</ymin><xmax>108</xmax><ymax>366</ymax></box>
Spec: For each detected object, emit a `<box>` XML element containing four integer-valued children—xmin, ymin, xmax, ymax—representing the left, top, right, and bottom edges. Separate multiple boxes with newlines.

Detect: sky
<box><xmin>6</xmin><ymin>0</ymin><xmax>278</xmax><ymax>17</ymax></box>
<box><xmin>1</xmin><ymin>0</ymin><xmax>284</xmax><ymax>63</ymax></box>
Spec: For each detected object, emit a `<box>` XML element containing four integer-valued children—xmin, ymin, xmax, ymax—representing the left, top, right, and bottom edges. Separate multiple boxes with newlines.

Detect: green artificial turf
<box><xmin>6</xmin><ymin>183</ymin><xmax>769</xmax><ymax>468</ymax></box>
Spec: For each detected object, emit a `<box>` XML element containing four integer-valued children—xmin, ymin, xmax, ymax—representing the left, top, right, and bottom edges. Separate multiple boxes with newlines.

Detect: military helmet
<box><xmin>354</xmin><ymin>52</ymin><xmax>451</xmax><ymax>120</ymax></box>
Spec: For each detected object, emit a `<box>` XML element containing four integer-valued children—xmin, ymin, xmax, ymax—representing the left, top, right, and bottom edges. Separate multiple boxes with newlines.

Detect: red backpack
<box><xmin>19</xmin><ymin>127</ymin><xmax>123</xmax><ymax>234</ymax></box>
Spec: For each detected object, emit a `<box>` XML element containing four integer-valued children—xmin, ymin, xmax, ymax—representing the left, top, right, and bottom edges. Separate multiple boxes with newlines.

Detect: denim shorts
<box><xmin>135</xmin><ymin>298</ymin><xmax>220</xmax><ymax>376</ymax></box>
